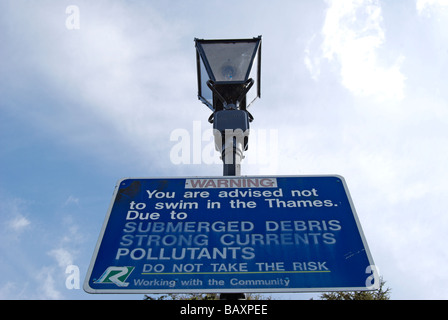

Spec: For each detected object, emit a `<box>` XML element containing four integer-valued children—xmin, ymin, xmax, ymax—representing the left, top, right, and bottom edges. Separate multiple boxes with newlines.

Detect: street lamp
<box><xmin>195</xmin><ymin>36</ymin><xmax>262</xmax><ymax>176</ymax></box>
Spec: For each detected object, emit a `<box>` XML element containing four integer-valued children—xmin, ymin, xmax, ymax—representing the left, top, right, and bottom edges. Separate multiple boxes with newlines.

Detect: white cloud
<box><xmin>64</xmin><ymin>195</ymin><xmax>79</xmax><ymax>207</ymax></box>
<box><xmin>416</xmin><ymin>0</ymin><xmax>448</xmax><ymax>17</ymax></box>
<box><xmin>48</xmin><ymin>248</ymin><xmax>74</xmax><ymax>269</ymax></box>
<box><xmin>308</xmin><ymin>0</ymin><xmax>406</xmax><ymax>101</ymax></box>
<box><xmin>304</xmin><ymin>34</ymin><xmax>321</xmax><ymax>81</ymax></box>
<box><xmin>0</xmin><ymin>282</ymin><xmax>27</xmax><ymax>300</ymax></box>
<box><xmin>36</xmin><ymin>267</ymin><xmax>62</xmax><ymax>300</ymax></box>
<box><xmin>0</xmin><ymin>196</ymin><xmax>31</xmax><ymax>238</ymax></box>
<box><xmin>9</xmin><ymin>215</ymin><xmax>31</xmax><ymax>232</ymax></box>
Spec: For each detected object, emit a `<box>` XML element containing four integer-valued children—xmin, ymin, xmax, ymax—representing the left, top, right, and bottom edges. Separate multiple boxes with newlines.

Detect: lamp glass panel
<box><xmin>200</xmin><ymin>41</ymin><xmax>258</xmax><ymax>82</ymax></box>
<box><xmin>246</xmin><ymin>48</ymin><xmax>260</xmax><ymax>108</ymax></box>
<box><xmin>199</xmin><ymin>56</ymin><xmax>213</xmax><ymax>109</ymax></box>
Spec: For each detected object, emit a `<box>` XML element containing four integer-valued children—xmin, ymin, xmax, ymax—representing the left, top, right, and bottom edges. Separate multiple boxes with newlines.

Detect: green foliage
<box><xmin>320</xmin><ymin>278</ymin><xmax>391</xmax><ymax>300</ymax></box>
<box><xmin>144</xmin><ymin>293</ymin><xmax>268</xmax><ymax>300</ymax></box>
<box><xmin>144</xmin><ymin>293</ymin><xmax>219</xmax><ymax>300</ymax></box>
<box><xmin>144</xmin><ymin>279</ymin><xmax>391</xmax><ymax>300</ymax></box>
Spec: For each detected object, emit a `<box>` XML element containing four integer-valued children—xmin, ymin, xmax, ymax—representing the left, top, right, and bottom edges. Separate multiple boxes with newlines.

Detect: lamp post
<box><xmin>195</xmin><ymin>36</ymin><xmax>262</xmax><ymax>300</ymax></box>
<box><xmin>195</xmin><ymin>36</ymin><xmax>262</xmax><ymax>176</ymax></box>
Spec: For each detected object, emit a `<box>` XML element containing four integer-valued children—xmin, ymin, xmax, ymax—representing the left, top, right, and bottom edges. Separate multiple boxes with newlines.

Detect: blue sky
<box><xmin>1</xmin><ymin>0</ymin><xmax>448</xmax><ymax>299</ymax></box>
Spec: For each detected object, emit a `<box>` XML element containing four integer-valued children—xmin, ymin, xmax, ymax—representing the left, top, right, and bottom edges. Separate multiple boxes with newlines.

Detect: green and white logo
<box><xmin>95</xmin><ymin>266</ymin><xmax>134</xmax><ymax>287</ymax></box>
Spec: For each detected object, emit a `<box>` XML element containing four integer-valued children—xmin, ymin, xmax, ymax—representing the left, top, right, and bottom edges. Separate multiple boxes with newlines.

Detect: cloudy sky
<box><xmin>1</xmin><ymin>0</ymin><xmax>448</xmax><ymax>299</ymax></box>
